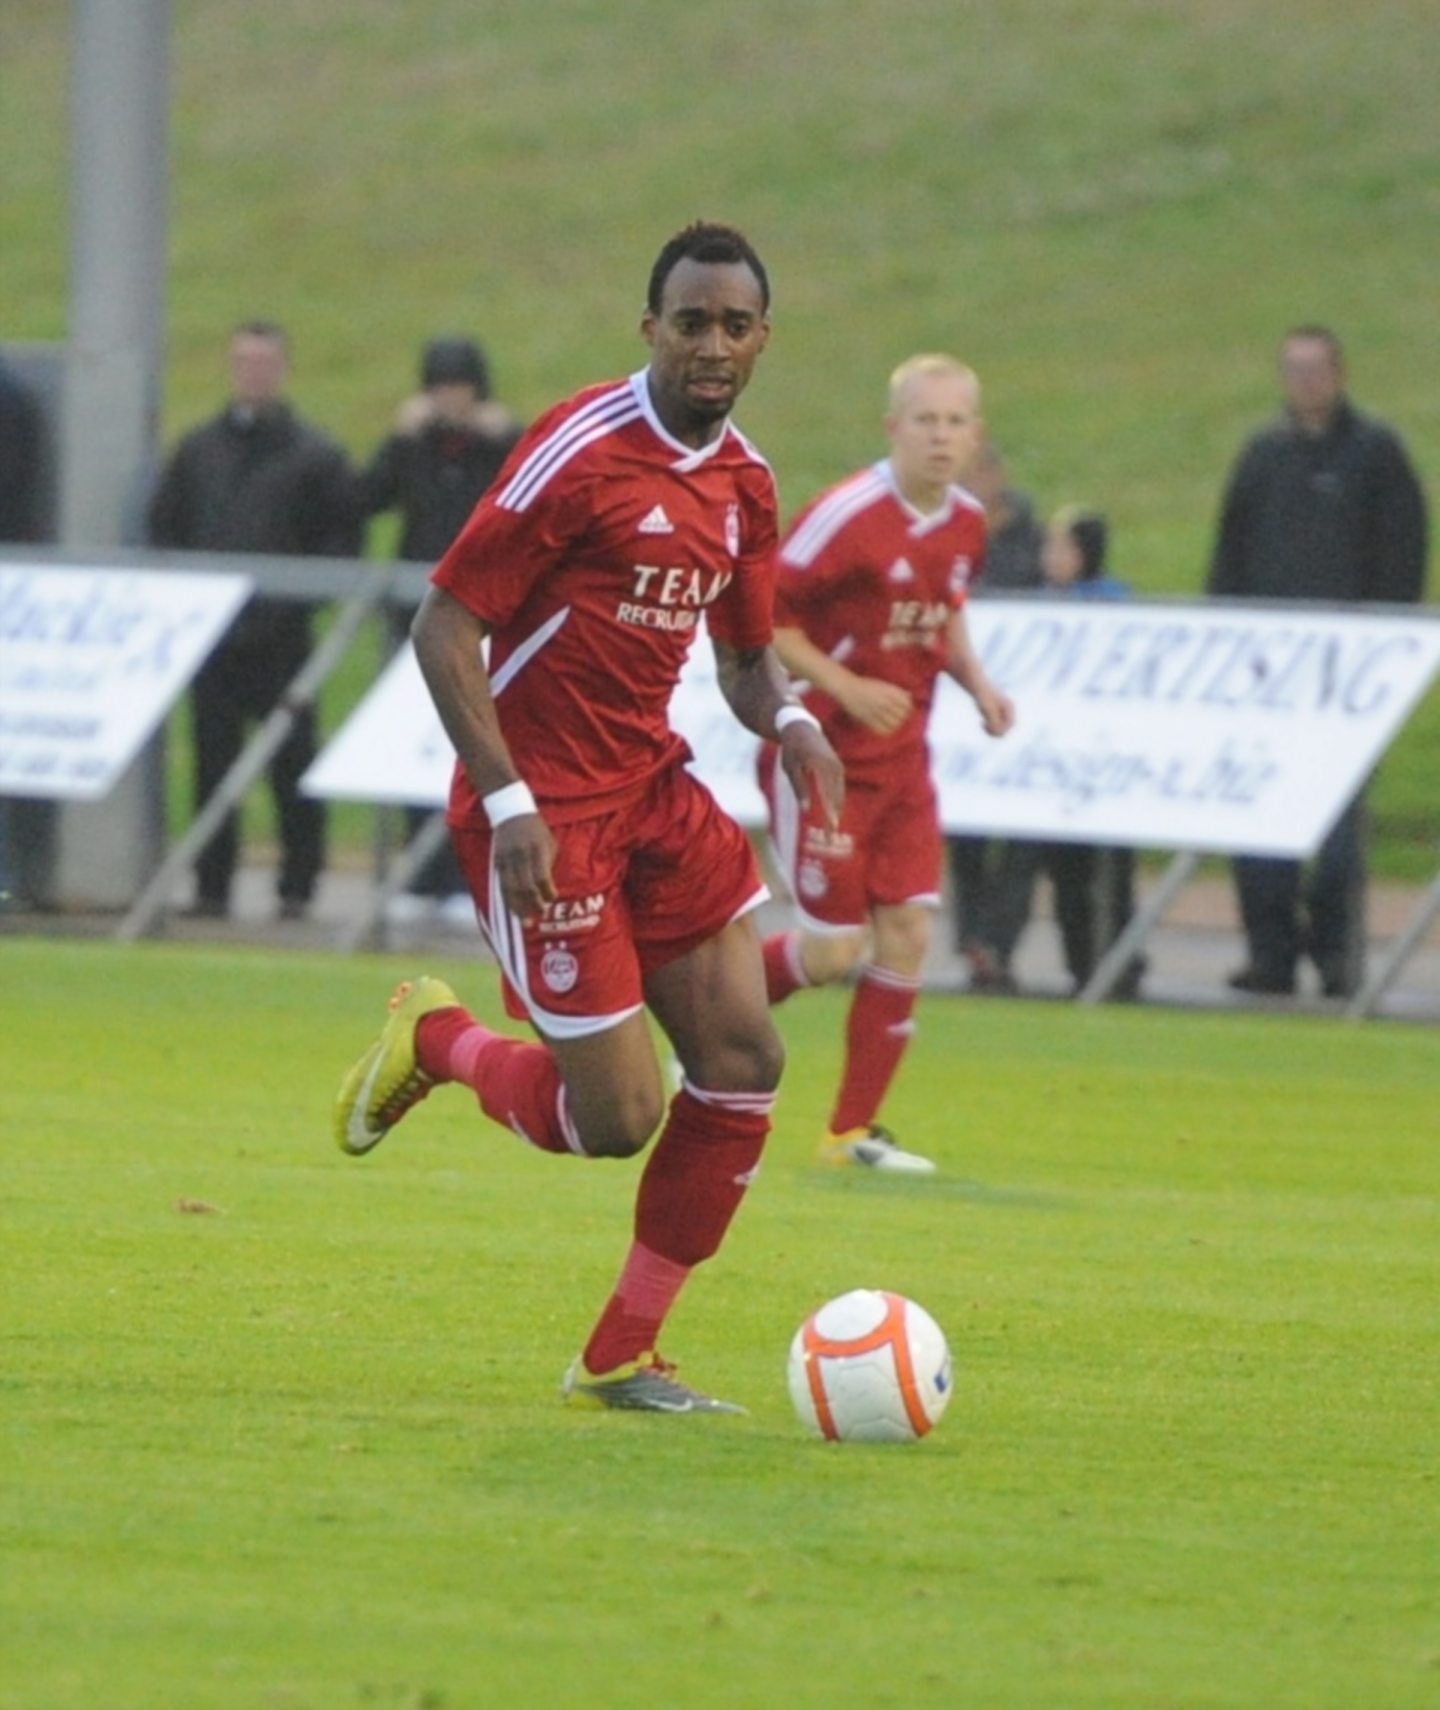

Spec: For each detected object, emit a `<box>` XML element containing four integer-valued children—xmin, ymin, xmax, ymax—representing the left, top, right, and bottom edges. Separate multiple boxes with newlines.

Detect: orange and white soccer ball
<box><xmin>787</xmin><ymin>1289</ymin><xmax>953</xmax><ymax>1443</ymax></box>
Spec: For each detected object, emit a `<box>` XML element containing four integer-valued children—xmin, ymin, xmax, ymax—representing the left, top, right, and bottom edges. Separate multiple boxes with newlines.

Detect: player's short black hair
<box><xmin>647</xmin><ymin>222</ymin><xmax>770</xmax><ymax>316</ymax></box>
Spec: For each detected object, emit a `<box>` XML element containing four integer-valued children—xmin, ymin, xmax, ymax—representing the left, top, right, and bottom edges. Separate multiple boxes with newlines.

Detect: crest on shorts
<box><xmin>541</xmin><ymin>947</ymin><xmax>579</xmax><ymax>994</ymax></box>
<box><xmin>725</xmin><ymin>502</ymin><xmax>741</xmax><ymax>558</ymax></box>
<box><xmin>798</xmin><ymin>860</ymin><xmax>828</xmax><ymax>901</ymax></box>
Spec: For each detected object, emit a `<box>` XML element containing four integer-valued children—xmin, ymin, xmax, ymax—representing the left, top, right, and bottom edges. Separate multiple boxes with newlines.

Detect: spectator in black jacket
<box><xmin>1208</xmin><ymin>324</ymin><xmax>1429</xmax><ymax>997</ymax></box>
<box><xmin>0</xmin><ymin>353</ymin><xmax>46</xmax><ymax>912</ymax></box>
<box><xmin>358</xmin><ymin>336</ymin><xmax>523</xmax><ymax>918</ymax></box>
<box><xmin>0</xmin><ymin>353</ymin><xmax>43</xmax><ymax>544</ymax></box>
<box><xmin>148</xmin><ymin>321</ymin><xmax>359</xmax><ymax>920</ymax></box>
<box><xmin>946</xmin><ymin>437</ymin><xmax>1046</xmax><ymax>983</ymax></box>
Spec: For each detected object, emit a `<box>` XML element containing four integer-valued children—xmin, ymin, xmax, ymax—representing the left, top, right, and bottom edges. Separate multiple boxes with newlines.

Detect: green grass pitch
<box><xmin>2</xmin><ymin>938</ymin><xmax>1436</xmax><ymax>1709</ymax></box>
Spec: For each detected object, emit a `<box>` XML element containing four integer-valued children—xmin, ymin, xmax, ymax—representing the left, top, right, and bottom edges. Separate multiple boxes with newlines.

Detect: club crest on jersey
<box><xmin>540</xmin><ymin>947</ymin><xmax>579</xmax><ymax>994</ymax></box>
<box><xmin>950</xmin><ymin>554</ymin><xmax>974</xmax><ymax>593</ymax></box>
<box><xmin>798</xmin><ymin>859</ymin><xmax>828</xmax><ymax>901</ymax></box>
<box><xmin>638</xmin><ymin>504</ymin><xmax>675</xmax><ymax>535</ymax></box>
<box><xmin>887</xmin><ymin>556</ymin><xmax>916</xmax><ymax>584</ymax></box>
<box><xmin>725</xmin><ymin>501</ymin><xmax>741</xmax><ymax>558</ymax></box>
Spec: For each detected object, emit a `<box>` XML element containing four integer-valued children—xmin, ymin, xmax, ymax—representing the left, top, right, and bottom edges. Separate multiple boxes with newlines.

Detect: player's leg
<box><xmin>819</xmin><ymin>901</ymin><xmax>934</xmax><ymax>1173</ymax></box>
<box><xmin>765</xmin><ymin>921</ymin><xmax>866</xmax><ymax>1000</ymax></box>
<box><xmin>821</xmin><ymin>767</ymin><xmax>942</xmax><ymax>1175</ymax></box>
<box><xmin>563</xmin><ymin>770</ymin><xmax>787</xmax><ymax>1413</ymax></box>
<box><xmin>757</xmin><ymin>740</ymin><xmax>870</xmax><ymax>1003</ymax></box>
<box><xmin>335</xmin><ymin>814</ymin><xmax>662</xmax><ymax>1159</ymax></box>
<box><xmin>563</xmin><ymin>914</ymin><xmax>781</xmax><ymax>1413</ymax></box>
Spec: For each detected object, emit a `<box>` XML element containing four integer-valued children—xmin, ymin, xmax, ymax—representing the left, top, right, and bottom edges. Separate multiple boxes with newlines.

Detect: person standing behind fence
<box><xmin>147</xmin><ymin>321</ymin><xmax>359</xmax><ymax>921</ymax></box>
<box><xmin>357</xmin><ymin>336</ymin><xmax>524</xmax><ymax>918</ymax></box>
<box><xmin>980</xmin><ymin>508</ymin><xmax>1143</xmax><ymax>997</ymax></box>
<box><xmin>944</xmin><ymin>436</ymin><xmax>1045</xmax><ymax>986</ymax></box>
<box><xmin>1208</xmin><ymin>325</ymin><xmax>1429</xmax><ymax>998</ymax></box>
<box><xmin>0</xmin><ymin>351</ymin><xmax>46</xmax><ymax>913</ymax></box>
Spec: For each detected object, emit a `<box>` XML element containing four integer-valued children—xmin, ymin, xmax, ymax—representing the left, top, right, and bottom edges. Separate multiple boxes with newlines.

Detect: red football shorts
<box><xmin>759</xmin><ymin>742</ymin><xmax>942</xmax><ymax>930</ymax></box>
<box><xmin>451</xmin><ymin>763</ymin><xmax>769</xmax><ymax>1040</ymax></box>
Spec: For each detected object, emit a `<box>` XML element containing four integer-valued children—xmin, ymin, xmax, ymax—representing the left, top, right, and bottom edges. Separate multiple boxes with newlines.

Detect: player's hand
<box><xmin>780</xmin><ymin>724</ymin><xmax>846</xmax><ymax>831</ymax></box>
<box><xmin>492</xmin><ymin>813</ymin><xmax>558</xmax><ymax>920</ymax></box>
<box><xmin>839</xmin><ymin>675</ymin><xmax>914</xmax><ymax>735</ymax></box>
<box><xmin>976</xmin><ymin>685</ymin><xmax>1016</xmax><ymax>738</ymax></box>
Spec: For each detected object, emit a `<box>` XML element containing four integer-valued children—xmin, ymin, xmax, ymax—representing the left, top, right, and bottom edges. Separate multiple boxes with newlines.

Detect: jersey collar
<box><xmin>879</xmin><ymin>458</ymin><xmax>959</xmax><ymax>536</ymax></box>
<box><xmin>631</xmin><ymin>370</ymin><xmax>734</xmax><ymax>471</ymax></box>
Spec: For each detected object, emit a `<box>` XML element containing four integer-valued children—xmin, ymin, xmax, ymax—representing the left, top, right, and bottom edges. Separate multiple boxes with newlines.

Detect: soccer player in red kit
<box><xmin>333</xmin><ymin>223</ymin><xmax>843</xmax><ymax>1414</ymax></box>
<box><xmin>759</xmin><ymin>355</ymin><xmax>1015</xmax><ymax>1174</ymax></box>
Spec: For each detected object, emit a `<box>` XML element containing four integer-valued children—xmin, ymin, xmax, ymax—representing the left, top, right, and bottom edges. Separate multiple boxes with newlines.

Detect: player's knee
<box><xmin>575</xmin><ymin>1086</ymin><xmax>665</xmax><ymax>1159</ymax></box>
<box><xmin>872</xmin><ymin>908</ymin><xmax>933</xmax><ymax>975</ymax></box>
<box><xmin>801</xmin><ymin>929</ymin><xmax>865</xmax><ymax>986</ymax></box>
<box><xmin>733</xmin><ymin>1019</ymin><xmax>786</xmax><ymax>1094</ymax></box>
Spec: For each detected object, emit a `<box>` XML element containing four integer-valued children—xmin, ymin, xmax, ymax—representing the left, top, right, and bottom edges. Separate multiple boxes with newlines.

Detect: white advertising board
<box><xmin>945</xmin><ymin>600</ymin><xmax>1440</xmax><ymax>856</ymax></box>
<box><xmin>302</xmin><ymin>641</ymin><xmax>456</xmax><ymax>808</ymax></box>
<box><xmin>0</xmin><ymin>563</ymin><xmax>253</xmax><ymax>800</ymax></box>
<box><xmin>301</xmin><ymin>638</ymin><xmax>770</xmax><ymax>822</ymax></box>
<box><xmin>305</xmin><ymin>600</ymin><xmax>1440</xmax><ymax>860</ymax></box>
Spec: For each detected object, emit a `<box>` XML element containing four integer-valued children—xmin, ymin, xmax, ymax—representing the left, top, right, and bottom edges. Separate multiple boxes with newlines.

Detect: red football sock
<box><xmin>416</xmin><ymin>1006</ymin><xmax>580</xmax><ymax>1155</ymax></box>
<box><xmin>581</xmin><ymin>1081</ymin><xmax>773</xmax><ymax>1372</ymax></box>
<box><xmin>828</xmin><ymin>964</ymin><xmax>920</xmax><ymax>1135</ymax></box>
<box><xmin>762</xmin><ymin>929</ymin><xmax>811</xmax><ymax>1006</ymax></box>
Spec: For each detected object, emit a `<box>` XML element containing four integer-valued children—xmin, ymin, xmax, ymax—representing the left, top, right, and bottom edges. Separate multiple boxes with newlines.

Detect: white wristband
<box><xmin>775</xmin><ymin>704</ymin><xmax>822</xmax><ymax>737</ymax></box>
<box><xmin>483</xmin><ymin>780</ymin><xmax>538</xmax><ymax>828</ymax></box>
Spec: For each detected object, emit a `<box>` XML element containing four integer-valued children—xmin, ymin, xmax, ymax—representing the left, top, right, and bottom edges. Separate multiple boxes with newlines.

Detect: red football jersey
<box><xmin>433</xmin><ymin>371</ymin><xmax>778</xmax><ymax>825</ymax></box>
<box><xmin>775</xmin><ymin>460</ymin><xmax>986</xmax><ymax>776</ymax></box>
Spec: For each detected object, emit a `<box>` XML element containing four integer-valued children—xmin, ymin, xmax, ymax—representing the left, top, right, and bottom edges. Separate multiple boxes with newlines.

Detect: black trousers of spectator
<box><xmin>986</xmin><ymin>840</ymin><xmax>1138</xmax><ymax>990</ymax></box>
<box><xmin>191</xmin><ymin>635</ymin><xmax>325</xmax><ymax>910</ymax></box>
<box><xmin>1231</xmin><ymin>794</ymin><xmax>1367</xmax><ymax>994</ymax></box>
<box><xmin>948</xmin><ymin>835</ymin><xmax>1037</xmax><ymax>954</ymax></box>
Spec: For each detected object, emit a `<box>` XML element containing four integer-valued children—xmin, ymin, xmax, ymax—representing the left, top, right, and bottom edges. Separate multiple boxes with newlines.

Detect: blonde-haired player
<box><xmin>758</xmin><ymin>355</ymin><xmax>1015</xmax><ymax>1173</ymax></box>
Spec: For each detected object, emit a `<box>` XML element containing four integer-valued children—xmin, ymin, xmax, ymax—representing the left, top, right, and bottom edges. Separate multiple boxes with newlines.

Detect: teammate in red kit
<box><xmin>333</xmin><ymin>223</ymin><xmax>843</xmax><ymax>1414</ymax></box>
<box><xmin>759</xmin><ymin>355</ymin><xmax>1015</xmax><ymax>1174</ymax></box>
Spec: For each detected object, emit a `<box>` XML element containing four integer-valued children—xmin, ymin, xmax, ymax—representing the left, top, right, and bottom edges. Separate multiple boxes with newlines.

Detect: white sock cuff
<box><xmin>679</xmin><ymin>1077</ymin><xmax>779</xmax><ymax>1117</ymax></box>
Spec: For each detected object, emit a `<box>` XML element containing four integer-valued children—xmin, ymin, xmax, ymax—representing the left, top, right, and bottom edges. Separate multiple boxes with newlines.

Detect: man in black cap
<box><xmin>361</xmin><ymin>336</ymin><xmax>524</xmax><ymax>564</ymax></box>
<box><xmin>359</xmin><ymin>337</ymin><xmax>525</xmax><ymax>916</ymax></box>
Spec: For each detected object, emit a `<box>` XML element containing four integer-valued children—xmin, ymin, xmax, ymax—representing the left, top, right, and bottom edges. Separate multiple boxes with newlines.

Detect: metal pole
<box><xmin>1347</xmin><ymin>863</ymin><xmax>1440</xmax><ymax>1020</ymax></box>
<box><xmin>116</xmin><ymin>564</ymin><xmax>394</xmax><ymax>941</ymax></box>
<box><xmin>335</xmin><ymin>810</ymin><xmax>453</xmax><ymax>954</ymax></box>
<box><xmin>50</xmin><ymin>0</ymin><xmax>171</xmax><ymax>906</ymax></box>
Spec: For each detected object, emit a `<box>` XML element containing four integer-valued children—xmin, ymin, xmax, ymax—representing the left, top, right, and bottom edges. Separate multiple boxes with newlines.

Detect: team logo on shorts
<box><xmin>541</xmin><ymin>947</ymin><xmax>579</xmax><ymax>994</ymax></box>
<box><xmin>798</xmin><ymin>859</ymin><xmax>828</xmax><ymax>900</ymax></box>
<box><xmin>725</xmin><ymin>502</ymin><xmax>741</xmax><ymax>558</ymax></box>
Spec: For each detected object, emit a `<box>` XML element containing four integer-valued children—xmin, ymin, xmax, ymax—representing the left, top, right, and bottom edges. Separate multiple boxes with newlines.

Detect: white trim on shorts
<box><xmin>479</xmin><ymin>845</ymin><xmax>643</xmax><ymax>1041</ymax></box>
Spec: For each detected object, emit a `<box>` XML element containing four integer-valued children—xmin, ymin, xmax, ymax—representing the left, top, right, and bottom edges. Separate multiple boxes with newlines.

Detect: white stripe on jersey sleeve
<box><xmin>781</xmin><ymin>466</ymin><xmax>890</xmax><ymax>568</ymax></box>
<box><xmin>496</xmin><ymin>385</ymin><xmax>639</xmax><ymax>512</ymax></box>
<box><xmin>490</xmin><ymin>606</ymin><xmax>571</xmax><ymax>698</ymax></box>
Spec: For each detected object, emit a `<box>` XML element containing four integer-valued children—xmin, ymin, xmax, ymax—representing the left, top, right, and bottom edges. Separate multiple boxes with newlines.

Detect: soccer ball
<box><xmin>787</xmin><ymin>1289</ymin><xmax>953</xmax><ymax>1443</ymax></box>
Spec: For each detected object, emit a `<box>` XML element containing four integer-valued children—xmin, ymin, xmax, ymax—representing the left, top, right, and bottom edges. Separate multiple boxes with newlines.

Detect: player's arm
<box><xmin>410</xmin><ymin>584</ymin><xmax>557</xmax><ymax>916</ymax></box>
<box><xmin>944</xmin><ymin>608</ymin><xmax>1014</xmax><ymax>738</ymax></box>
<box><xmin>713</xmin><ymin>639</ymin><xmax>845</xmax><ymax>830</ymax></box>
<box><xmin>772</xmin><ymin>624</ymin><xmax>913</xmax><ymax>736</ymax></box>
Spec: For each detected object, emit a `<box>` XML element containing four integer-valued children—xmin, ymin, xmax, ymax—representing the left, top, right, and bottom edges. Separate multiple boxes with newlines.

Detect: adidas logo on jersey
<box><xmin>887</xmin><ymin>557</ymin><xmax>916</xmax><ymax>583</ymax></box>
<box><xmin>638</xmin><ymin>504</ymin><xmax>675</xmax><ymax>535</ymax></box>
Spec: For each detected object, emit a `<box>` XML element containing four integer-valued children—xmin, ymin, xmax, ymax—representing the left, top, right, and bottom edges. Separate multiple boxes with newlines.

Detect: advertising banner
<box><xmin>0</xmin><ymin>564</ymin><xmax>252</xmax><ymax>800</ymax></box>
<box><xmin>305</xmin><ymin>600</ymin><xmax>1440</xmax><ymax>860</ymax></box>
